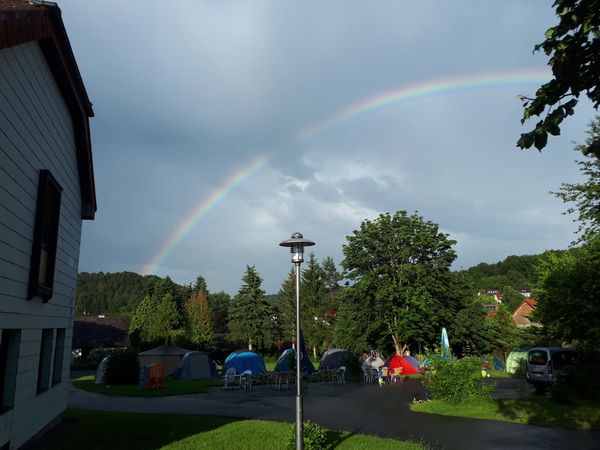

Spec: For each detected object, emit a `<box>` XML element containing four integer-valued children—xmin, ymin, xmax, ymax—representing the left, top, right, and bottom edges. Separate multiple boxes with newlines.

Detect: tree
<box><xmin>129</xmin><ymin>293</ymin><xmax>180</xmax><ymax>344</ymax></box>
<box><xmin>489</xmin><ymin>304</ymin><xmax>521</xmax><ymax>360</ymax></box>
<box><xmin>501</xmin><ymin>286</ymin><xmax>525</xmax><ymax>313</ymax></box>
<box><xmin>321</xmin><ymin>256</ymin><xmax>342</xmax><ymax>302</ymax></box>
<box><xmin>207</xmin><ymin>291</ymin><xmax>231</xmax><ymax>334</ymax></box>
<box><xmin>534</xmin><ymin>236</ymin><xmax>600</xmax><ymax>348</ymax></box>
<box><xmin>193</xmin><ymin>274</ymin><xmax>209</xmax><ymax>295</ymax></box>
<box><xmin>276</xmin><ymin>270</ymin><xmax>297</xmax><ymax>344</ymax></box>
<box><xmin>448</xmin><ymin>297</ymin><xmax>492</xmax><ymax>357</ymax></box>
<box><xmin>553</xmin><ymin>116</ymin><xmax>600</xmax><ymax>242</ymax></box>
<box><xmin>185</xmin><ymin>291</ymin><xmax>214</xmax><ymax>348</ymax></box>
<box><xmin>228</xmin><ymin>266</ymin><xmax>275</xmax><ymax>350</ymax></box>
<box><xmin>340</xmin><ymin>211</ymin><xmax>458</xmax><ymax>355</ymax></box>
<box><xmin>301</xmin><ymin>254</ymin><xmax>330</xmax><ymax>356</ymax></box>
<box><xmin>517</xmin><ymin>0</ymin><xmax>599</xmax><ymax>155</ymax></box>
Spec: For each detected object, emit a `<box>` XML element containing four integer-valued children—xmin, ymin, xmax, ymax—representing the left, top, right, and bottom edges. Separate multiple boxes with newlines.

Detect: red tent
<box><xmin>385</xmin><ymin>355</ymin><xmax>420</xmax><ymax>375</ymax></box>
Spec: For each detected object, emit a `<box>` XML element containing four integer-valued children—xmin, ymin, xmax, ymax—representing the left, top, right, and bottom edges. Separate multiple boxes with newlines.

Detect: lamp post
<box><xmin>279</xmin><ymin>232</ymin><xmax>315</xmax><ymax>450</ymax></box>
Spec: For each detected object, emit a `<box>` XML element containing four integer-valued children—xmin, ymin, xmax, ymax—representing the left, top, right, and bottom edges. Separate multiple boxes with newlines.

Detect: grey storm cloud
<box><xmin>63</xmin><ymin>0</ymin><xmax>594</xmax><ymax>294</ymax></box>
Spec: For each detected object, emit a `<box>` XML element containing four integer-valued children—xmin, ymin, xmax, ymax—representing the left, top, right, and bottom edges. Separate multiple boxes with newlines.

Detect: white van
<box><xmin>525</xmin><ymin>347</ymin><xmax>576</xmax><ymax>392</ymax></box>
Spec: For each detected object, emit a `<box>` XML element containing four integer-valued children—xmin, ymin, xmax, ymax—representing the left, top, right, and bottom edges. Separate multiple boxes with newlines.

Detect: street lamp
<box><xmin>279</xmin><ymin>232</ymin><xmax>315</xmax><ymax>450</ymax></box>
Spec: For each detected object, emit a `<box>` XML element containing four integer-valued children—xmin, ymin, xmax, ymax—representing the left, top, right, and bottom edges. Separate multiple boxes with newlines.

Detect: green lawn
<box><xmin>411</xmin><ymin>397</ymin><xmax>600</xmax><ymax>429</ymax></box>
<box><xmin>35</xmin><ymin>409</ymin><xmax>427</xmax><ymax>450</ymax></box>
<box><xmin>73</xmin><ymin>375</ymin><xmax>222</xmax><ymax>397</ymax></box>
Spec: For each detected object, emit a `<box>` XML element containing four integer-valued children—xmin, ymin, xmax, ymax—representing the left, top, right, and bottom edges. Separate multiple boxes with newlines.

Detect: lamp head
<box><xmin>279</xmin><ymin>232</ymin><xmax>315</xmax><ymax>263</ymax></box>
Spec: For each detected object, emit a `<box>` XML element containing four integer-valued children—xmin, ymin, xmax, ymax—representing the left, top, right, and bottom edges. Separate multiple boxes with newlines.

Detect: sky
<box><xmin>61</xmin><ymin>1</ymin><xmax>596</xmax><ymax>295</ymax></box>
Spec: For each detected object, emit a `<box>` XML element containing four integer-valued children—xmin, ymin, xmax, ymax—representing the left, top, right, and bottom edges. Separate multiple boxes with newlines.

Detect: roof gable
<box><xmin>1</xmin><ymin>0</ymin><xmax>96</xmax><ymax>219</ymax></box>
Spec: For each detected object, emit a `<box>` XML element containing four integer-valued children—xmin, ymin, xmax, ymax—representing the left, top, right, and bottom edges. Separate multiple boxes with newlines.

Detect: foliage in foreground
<box><xmin>287</xmin><ymin>421</ymin><xmax>327</xmax><ymax>450</ymax></box>
<box><xmin>427</xmin><ymin>356</ymin><xmax>493</xmax><ymax>404</ymax></box>
<box><xmin>411</xmin><ymin>397</ymin><xmax>600</xmax><ymax>430</ymax></box>
<box><xmin>36</xmin><ymin>409</ymin><xmax>426</xmax><ymax>450</ymax></box>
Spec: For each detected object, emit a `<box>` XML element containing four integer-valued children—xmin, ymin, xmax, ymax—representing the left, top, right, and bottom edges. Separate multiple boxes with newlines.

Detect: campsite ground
<box><xmin>66</xmin><ymin>376</ymin><xmax>600</xmax><ymax>449</ymax></box>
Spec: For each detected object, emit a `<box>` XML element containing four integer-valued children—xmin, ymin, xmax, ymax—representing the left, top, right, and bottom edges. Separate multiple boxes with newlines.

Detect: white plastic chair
<box><xmin>223</xmin><ymin>367</ymin><xmax>240</xmax><ymax>389</ymax></box>
<box><xmin>240</xmin><ymin>370</ymin><xmax>253</xmax><ymax>390</ymax></box>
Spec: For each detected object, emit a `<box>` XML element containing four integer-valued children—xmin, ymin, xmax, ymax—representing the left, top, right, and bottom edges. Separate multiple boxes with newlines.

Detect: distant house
<box><xmin>72</xmin><ymin>317</ymin><xmax>129</xmax><ymax>357</ymax></box>
<box><xmin>517</xmin><ymin>288</ymin><xmax>532</xmax><ymax>298</ymax></box>
<box><xmin>512</xmin><ymin>299</ymin><xmax>539</xmax><ymax>328</ymax></box>
<box><xmin>0</xmin><ymin>2</ymin><xmax>95</xmax><ymax>448</ymax></box>
<box><xmin>479</xmin><ymin>289</ymin><xmax>503</xmax><ymax>303</ymax></box>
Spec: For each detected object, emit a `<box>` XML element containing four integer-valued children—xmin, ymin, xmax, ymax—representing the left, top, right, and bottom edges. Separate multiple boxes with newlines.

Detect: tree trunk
<box><xmin>313</xmin><ymin>345</ymin><xmax>317</xmax><ymax>359</ymax></box>
<box><xmin>248</xmin><ymin>337</ymin><xmax>253</xmax><ymax>351</ymax></box>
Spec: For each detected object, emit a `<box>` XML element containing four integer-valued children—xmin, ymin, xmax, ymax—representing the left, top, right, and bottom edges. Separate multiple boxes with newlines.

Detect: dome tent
<box><xmin>138</xmin><ymin>344</ymin><xmax>190</xmax><ymax>376</ymax></box>
<box><xmin>275</xmin><ymin>348</ymin><xmax>316</xmax><ymax>374</ymax></box>
<box><xmin>223</xmin><ymin>350</ymin><xmax>267</xmax><ymax>376</ymax></box>
<box><xmin>384</xmin><ymin>354</ymin><xmax>420</xmax><ymax>375</ymax></box>
<box><xmin>319</xmin><ymin>348</ymin><xmax>354</xmax><ymax>370</ymax></box>
<box><xmin>172</xmin><ymin>352</ymin><xmax>216</xmax><ymax>380</ymax></box>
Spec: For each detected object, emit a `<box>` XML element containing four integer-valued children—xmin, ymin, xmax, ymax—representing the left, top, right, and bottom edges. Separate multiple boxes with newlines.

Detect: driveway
<box><xmin>68</xmin><ymin>378</ymin><xmax>600</xmax><ymax>450</ymax></box>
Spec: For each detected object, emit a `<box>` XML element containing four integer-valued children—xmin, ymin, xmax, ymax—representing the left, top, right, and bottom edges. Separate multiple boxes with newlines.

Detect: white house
<box><xmin>0</xmin><ymin>2</ymin><xmax>96</xmax><ymax>448</ymax></box>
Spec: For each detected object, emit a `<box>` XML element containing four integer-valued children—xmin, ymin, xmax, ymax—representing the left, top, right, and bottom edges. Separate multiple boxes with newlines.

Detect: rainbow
<box><xmin>142</xmin><ymin>154</ymin><xmax>268</xmax><ymax>275</ymax></box>
<box><xmin>143</xmin><ymin>68</ymin><xmax>550</xmax><ymax>275</ymax></box>
<box><xmin>298</xmin><ymin>68</ymin><xmax>550</xmax><ymax>140</ymax></box>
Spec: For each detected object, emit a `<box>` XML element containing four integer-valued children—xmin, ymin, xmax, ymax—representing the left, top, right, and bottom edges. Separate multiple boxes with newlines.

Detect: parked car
<box><xmin>525</xmin><ymin>347</ymin><xmax>576</xmax><ymax>392</ymax></box>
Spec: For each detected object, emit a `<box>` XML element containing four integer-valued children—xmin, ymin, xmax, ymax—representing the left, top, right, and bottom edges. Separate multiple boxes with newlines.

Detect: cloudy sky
<box><xmin>62</xmin><ymin>1</ymin><xmax>595</xmax><ymax>295</ymax></box>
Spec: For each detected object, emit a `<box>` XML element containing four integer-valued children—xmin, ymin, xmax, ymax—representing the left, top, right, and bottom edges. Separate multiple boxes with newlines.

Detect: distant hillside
<box><xmin>458</xmin><ymin>250</ymin><xmax>566</xmax><ymax>292</ymax></box>
<box><xmin>76</xmin><ymin>271</ymin><xmax>175</xmax><ymax>316</ymax></box>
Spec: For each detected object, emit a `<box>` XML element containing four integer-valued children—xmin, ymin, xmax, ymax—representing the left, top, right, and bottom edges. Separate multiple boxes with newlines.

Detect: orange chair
<box><xmin>147</xmin><ymin>363</ymin><xmax>165</xmax><ymax>390</ymax></box>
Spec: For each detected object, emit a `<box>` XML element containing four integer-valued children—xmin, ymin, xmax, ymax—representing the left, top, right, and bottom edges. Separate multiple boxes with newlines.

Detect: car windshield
<box><xmin>528</xmin><ymin>351</ymin><xmax>547</xmax><ymax>365</ymax></box>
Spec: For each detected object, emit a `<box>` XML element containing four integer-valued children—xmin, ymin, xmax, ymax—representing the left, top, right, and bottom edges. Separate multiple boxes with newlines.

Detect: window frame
<box><xmin>28</xmin><ymin>170</ymin><xmax>63</xmax><ymax>302</ymax></box>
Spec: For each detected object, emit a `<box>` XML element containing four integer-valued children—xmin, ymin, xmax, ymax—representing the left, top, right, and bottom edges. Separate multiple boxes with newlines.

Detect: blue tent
<box><xmin>275</xmin><ymin>348</ymin><xmax>316</xmax><ymax>374</ymax></box>
<box><xmin>223</xmin><ymin>350</ymin><xmax>267</xmax><ymax>376</ymax></box>
<box><xmin>404</xmin><ymin>355</ymin><xmax>421</xmax><ymax>369</ymax></box>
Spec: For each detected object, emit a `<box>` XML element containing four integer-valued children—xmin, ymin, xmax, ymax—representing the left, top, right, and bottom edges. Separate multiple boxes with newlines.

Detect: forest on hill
<box><xmin>76</xmin><ymin>250</ymin><xmax>564</xmax><ymax>319</ymax></box>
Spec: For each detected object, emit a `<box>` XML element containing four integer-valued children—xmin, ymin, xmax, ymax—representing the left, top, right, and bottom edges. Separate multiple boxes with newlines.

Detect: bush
<box><xmin>287</xmin><ymin>421</ymin><xmax>327</xmax><ymax>450</ymax></box>
<box><xmin>428</xmin><ymin>356</ymin><xmax>494</xmax><ymax>404</ymax></box>
<box><xmin>104</xmin><ymin>348</ymin><xmax>140</xmax><ymax>385</ymax></box>
<box><xmin>87</xmin><ymin>347</ymin><xmax>115</xmax><ymax>365</ymax></box>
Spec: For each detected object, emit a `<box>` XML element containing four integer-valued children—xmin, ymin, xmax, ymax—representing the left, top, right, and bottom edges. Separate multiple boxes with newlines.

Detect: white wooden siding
<box><xmin>0</xmin><ymin>41</ymin><xmax>84</xmax><ymax>449</ymax></box>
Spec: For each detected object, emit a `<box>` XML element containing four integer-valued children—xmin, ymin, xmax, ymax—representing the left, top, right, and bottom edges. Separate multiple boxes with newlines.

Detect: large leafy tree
<box><xmin>129</xmin><ymin>293</ymin><xmax>181</xmax><ymax>344</ymax></box>
<box><xmin>534</xmin><ymin>236</ymin><xmax>600</xmax><ymax>348</ymax></box>
<box><xmin>228</xmin><ymin>266</ymin><xmax>275</xmax><ymax>350</ymax></box>
<box><xmin>339</xmin><ymin>211</ymin><xmax>458</xmax><ymax>355</ymax></box>
<box><xmin>553</xmin><ymin>116</ymin><xmax>600</xmax><ymax>242</ymax></box>
<box><xmin>185</xmin><ymin>291</ymin><xmax>214</xmax><ymax>348</ymax></box>
<box><xmin>517</xmin><ymin>0</ymin><xmax>599</xmax><ymax>154</ymax></box>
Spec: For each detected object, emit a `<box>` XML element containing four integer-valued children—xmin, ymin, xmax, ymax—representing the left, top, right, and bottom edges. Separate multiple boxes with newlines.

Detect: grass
<box><xmin>35</xmin><ymin>409</ymin><xmax>427</xmax><ymax>450</ymax></box>
<box><xmin>411</xmin><ymin>396</ymin><xmax>600</xmax><ymax>429</ymax></box>
<box><xmin>73</xmin><ymin>375</ymin><xmax>222</xmax><ymax>397</ymax></box>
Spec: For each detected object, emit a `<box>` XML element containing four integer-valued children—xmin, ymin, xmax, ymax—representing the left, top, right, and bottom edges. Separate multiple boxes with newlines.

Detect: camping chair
<box><xmin>240</xmin><ymin>370</ymin><xmax>253</xmax><ymax>390</ymax></box>
<box><xmin>146</xmin><ymin>364</ymin><xmax>164</xmax><ymax>390</ymax></box>
<box><xmin>389</xmin><ymin>367</ymin><xmax>403</xmax><ymax>383</ymax></box>
<box><xmin>332</xmin><ymin>366</ymin><xmax>346</xmax><ymax>384</ymax></box>
<box><xmin>223</xmin><ymin>367</ymin><xmax>241</xmax><ymax>389</ymax></box>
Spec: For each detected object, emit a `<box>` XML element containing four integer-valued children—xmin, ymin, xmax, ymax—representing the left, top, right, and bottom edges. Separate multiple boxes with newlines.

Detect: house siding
<box><xmin>0</xmin><ymin>41</ymin><xmax>81</xmax><ymax>449</ymax></box>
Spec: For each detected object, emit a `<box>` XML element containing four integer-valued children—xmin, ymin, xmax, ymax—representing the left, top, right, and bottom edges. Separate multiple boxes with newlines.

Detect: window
<box><xmin>28</xmin><ymin>170</ymin><xmax>62</xmax><ymax>302</ymax></box>
<box><xmin>0</xmin><ymin>329</ymin><xmax>21</xmax><ymax>413</ymax></box>
<box><xmin>52</xmin><ymin>329</ymin><xmax>65</xmax><ymax>386</ymax></box>
<box><xmin>37</xmin><ymin>329</ymin><xmax>54</xmax><ymax>394</ymax></box>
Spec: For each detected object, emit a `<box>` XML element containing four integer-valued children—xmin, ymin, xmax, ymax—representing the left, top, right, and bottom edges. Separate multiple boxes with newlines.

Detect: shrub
<box><xmin>87</xmin><ymin>347</ymin><xmax>115</xmax><ymax>365</ymax></box>
<box><xmin>428</xmin><ymin>356</ymin><xmax>494</xmax><ymax>404</ymax></box>
<box><xmin>287</xmin><ymin>421</ymin><xmax>327</xmax><ymax>450</ymax></box>
<box><xmin>104</xmin><ymin>348</ymin><xmax>140</xmax><ymax>385</ymax></box>
<box><xmin>554</xmin><ymin>350</ymin><xmax>600</xmax><ymax>402</ymax></box>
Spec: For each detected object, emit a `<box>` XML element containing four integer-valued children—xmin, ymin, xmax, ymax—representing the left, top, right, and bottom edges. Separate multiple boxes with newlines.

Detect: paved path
<box><xmin>68</xmin><ymin>379</ymin><xmax>600</xmax><ymax>450</ymax></box>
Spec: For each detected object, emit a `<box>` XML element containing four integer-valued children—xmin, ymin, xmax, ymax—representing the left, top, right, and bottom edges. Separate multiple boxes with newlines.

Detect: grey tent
<box><xmin>319</xmin><ymin>348</ymin><xmax>353</xmax><ymax>370</ymax></box>
<box><xmin>172</xmin><ymin>352</ymin><xmax>216</xmax><ymax>380</ymax></box>
<box><xmin>138</xmin><ymin>344</ymin><xmax>190</xmax><ymax>375</ymax></box>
